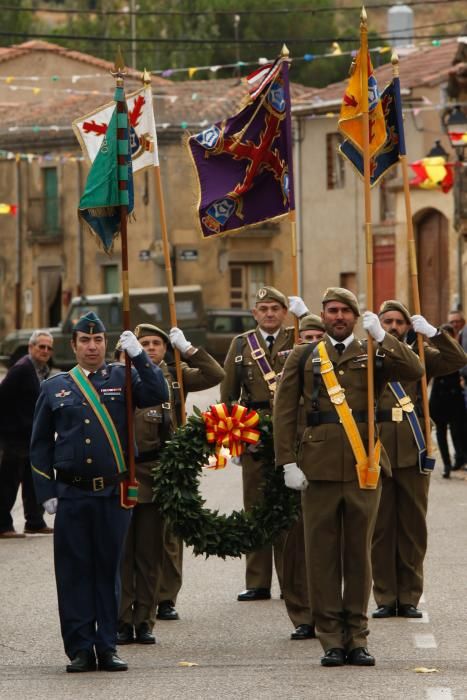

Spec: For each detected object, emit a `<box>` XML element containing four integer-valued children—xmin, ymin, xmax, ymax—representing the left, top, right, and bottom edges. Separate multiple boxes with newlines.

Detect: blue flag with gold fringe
<box><xmin>339</xmin><ymin>79</ymin><xmax>404</xmax><ymax>187</ymax></box>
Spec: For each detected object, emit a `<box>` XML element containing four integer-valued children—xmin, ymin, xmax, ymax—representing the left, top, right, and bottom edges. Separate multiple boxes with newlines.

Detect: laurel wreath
<box><xmin>152</xmin><ymin>407</ymin><xmax>299</xmax><ymax>558</ymax></box>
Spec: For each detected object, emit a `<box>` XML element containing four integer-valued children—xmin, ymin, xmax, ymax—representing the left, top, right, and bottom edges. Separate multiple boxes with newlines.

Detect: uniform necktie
<box><xmin>266</xmin><ymin>335</ymin><xmax>275</xmax><ymax>352</ymax></box>
<box><xmin>335</xmin><ymin>343</ymin><xmax>345</xmax><ymax>355</ymax></box>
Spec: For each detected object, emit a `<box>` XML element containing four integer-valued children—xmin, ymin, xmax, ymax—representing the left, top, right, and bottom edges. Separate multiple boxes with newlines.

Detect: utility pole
<box><xmin>233</xmin><ymin>14</ymin><xmax>241</xmax><ymax>77</ymax></box>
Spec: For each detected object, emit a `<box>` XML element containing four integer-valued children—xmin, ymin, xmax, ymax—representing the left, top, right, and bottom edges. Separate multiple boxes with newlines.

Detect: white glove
<box><xmin>43</xmin><ymin>498</ymin><xmax>58</xmax><ymax>515</ymax></box>
<box><xmin>231</xmin><ymin>456</ymin><xmax>242</xmax><ymax>466</ymax></box>
<box><xmin>411</xmin><ymin>314</ymin><xmax>437</xmax><ymax>338</ymax></box>
<box><xmin>362</xmin><ymin>311</ymin><xmax>385</xmax><ymax>343</ymax></box>
<box><xmin>288</xmin><ymin>296</ymin><xmax>309</xmax><ymax>318</ymax></box>
<box><xmin>169</xmin><ymin>327</ymin><xmax>193</xmax><ymax>354</ymax></box>
<box><xmin>119</xmin><ymin>330</ymin><xmax>143</xmax><ymax>358</ymax></box>
<box><xmin>283</xmin><ymin>462</ymin><xmax>308</xmax><ymax>491</ymax></box>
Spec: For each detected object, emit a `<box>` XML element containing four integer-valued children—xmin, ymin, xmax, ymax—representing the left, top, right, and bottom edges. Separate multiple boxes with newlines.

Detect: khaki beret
<box><xmin>134</xmin><ymin>323</ymin><xmax>169</xmax><ymax>344</ymax></box>
<box><xmin>321</xmin><ymin>287</ymin><xmax>360</xmax><ymax>316</ymax></box>
<box><xmin>255</xmin><ymin>286</ymin><xmax>288</xmax><ymax>308</ymax></box>
<box><xmin>299</xmin><ymin>313</ymin><xmax>325</xmax><ymax>332</ymax></box>
<box><xmin>378</xmin><ymin>299</ymin><xmax>411</xmax><ymax>324</ymax></box>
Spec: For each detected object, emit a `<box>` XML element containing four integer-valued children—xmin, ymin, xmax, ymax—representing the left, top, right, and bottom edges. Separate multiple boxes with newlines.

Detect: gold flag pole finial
<box><xmin>391</xmin><ymin>51</ymin><xmax>400</xmax><ymax>77</ymax></box>
<box><xmin>280</xmin><ymin>43</ymin><xmax>290</xmax><ymax>59</ymax></box>
<box><xmin>111</xmin><ymin>46</ymin><xmax>126</xmax><ymax>84</ymax></box>
<box><xmin>360</xmin><ymin>6</ymin><xmax>367</xmax><ymax>26</ymax></box>
<box><xmin>142</xmin><ymin>68</ymin><xmax>151</xmax><ymax>87</ymax></box>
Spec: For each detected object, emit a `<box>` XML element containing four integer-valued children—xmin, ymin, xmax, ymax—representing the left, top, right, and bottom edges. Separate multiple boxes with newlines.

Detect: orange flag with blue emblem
<box><xmin>338</xmin><ymin>49</ymin><xmax>386</xmax><ymax>158</ymax></box>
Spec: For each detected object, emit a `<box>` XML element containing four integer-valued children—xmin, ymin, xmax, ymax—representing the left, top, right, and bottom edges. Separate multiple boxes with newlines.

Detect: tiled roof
<box><xmin>304</xmin><ymin>39</ymin><xmax>461</xmax><ymax>108</ymax></box>
<box><xmin>0</xmin><ymin>40</ymin><xmax>168</xmax><ymax>85</ymax></box>
<box><xmin>0</xmin><ymin>76</ymin><xmax>317</xmax><ymax>136</ymax></box>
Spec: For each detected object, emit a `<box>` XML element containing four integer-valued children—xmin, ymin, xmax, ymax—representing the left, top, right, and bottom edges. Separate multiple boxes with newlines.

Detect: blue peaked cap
<box><xmin>74</xmin><ymin>311</ymin><xmax>106</xmax><ymax>334</ymax></box>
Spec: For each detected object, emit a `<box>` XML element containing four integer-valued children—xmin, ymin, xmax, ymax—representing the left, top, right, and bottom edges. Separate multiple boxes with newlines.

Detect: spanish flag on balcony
<box><xmin>409</xmin><ymin>156</ymin><xmax>454</xmax><ymax>193</ymax></box>
<box><xmin>338</xmin><ymin>49</ymin><xmax>386</xmax><ymax>158</ymax></box>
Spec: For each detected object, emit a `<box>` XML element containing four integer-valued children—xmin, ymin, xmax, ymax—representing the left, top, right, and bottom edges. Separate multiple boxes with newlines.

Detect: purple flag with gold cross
<box><xmin>188</xmin><ymin>58</ymin><xmax>293</xmax><ymax>238</ymax></box>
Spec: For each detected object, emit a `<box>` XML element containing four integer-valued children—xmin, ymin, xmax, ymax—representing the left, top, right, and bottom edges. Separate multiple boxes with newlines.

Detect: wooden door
<box><xmin>373</xmin><ymin>241</ymin><xmax>395</xmax><ymax>312</ymax></box>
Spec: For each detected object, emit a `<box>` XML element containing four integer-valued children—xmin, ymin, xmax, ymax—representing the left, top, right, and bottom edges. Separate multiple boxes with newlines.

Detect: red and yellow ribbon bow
<box><xmin>203</xmin><ymin>403</ymin><xmax>260</xmax><ymax>468</ymax></box>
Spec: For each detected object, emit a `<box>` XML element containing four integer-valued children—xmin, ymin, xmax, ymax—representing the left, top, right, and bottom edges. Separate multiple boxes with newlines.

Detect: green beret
<box><xmin>74</xmin><ymin>311</ymin><xmax>106</xmax><ymax>334</ymax></box>
<box><xmin>134</xmin><ymin>323</ymin><xmax>169</xmax><ymax>344</ymax></box>
<box><xmin>255</xmin><ymin>286</ymin><xmax>288</xmax><ymax>308</ymax></box>
<box><xmin>378</xmin><ymin>299</ymin><xmax>411</xmax><ymax>324</ymax></box>
<box><xmin>321</xmin><ymin>287</ymin><xmax>360</xmax><ymax>316</ymax></box>
<box><xmin>299</xmin><ymin>313</ymin><xmax>325</xmax><ymax>332</ymax></box>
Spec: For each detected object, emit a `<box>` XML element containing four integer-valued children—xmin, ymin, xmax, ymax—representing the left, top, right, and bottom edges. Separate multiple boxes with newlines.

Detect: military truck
<box><xmin>0</xmin><ymin>285</ymin><xmax>207</xmax><ymax>369</ymax></box>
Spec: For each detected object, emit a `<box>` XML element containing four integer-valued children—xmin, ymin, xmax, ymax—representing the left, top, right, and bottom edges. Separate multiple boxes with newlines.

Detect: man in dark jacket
<box><xmin>30</xmin><ymin>312</ymin><xmax>168</xmax><ymax>674</ymax></box>
<box><xmin>0</xmin><ymin>330</ymin><xmax>54</xmax><ymax>537</ymax></box>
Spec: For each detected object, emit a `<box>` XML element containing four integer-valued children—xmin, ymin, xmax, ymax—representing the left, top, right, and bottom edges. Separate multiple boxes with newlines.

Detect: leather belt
<box><xmin>244</xmin><ymin>400</ymin><xmax>271</xmax><ymax>410</ymax></box>
<box><xmin>376</xmin><ymin>408</ymin><xmax>422</xmax><ymax>422</ymax></box>
<box><xmin>307</xmin><ymin>410</ymin><xmax>369</xmax><ymax>426</ymax></box>
<box><xmin>56</xmin><ymin>470</ymin><xmax>128</xmax><ymax>492</ymax></box>
<box><xmin>135</xmin><ymin>449</ymin><xmax>160</xmax><ymax>464</ymax></box>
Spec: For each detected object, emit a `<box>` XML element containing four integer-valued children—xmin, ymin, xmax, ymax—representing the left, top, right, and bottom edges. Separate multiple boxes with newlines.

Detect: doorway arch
<box><xmin>414</xmin><ymin>208</ymin><xmax>449</xmax><ymax>326</ymax></box>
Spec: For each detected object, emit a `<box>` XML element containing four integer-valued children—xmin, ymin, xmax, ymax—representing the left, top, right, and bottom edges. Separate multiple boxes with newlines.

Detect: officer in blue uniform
<box><xmin>30</xmin><ymin>312</ymin><xmax>168</xmax><ymax>674</ymax></box>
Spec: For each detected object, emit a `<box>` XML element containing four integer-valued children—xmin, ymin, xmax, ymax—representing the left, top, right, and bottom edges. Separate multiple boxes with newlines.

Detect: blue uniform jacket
<box><xmin>30</xmin><ymin>351</ymin><xmax>168</xmax><ymax>503</ymax></box>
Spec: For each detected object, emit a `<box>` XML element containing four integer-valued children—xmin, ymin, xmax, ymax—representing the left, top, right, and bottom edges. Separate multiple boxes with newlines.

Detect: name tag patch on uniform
<box><xmin>55</xmin><ymin>389</ymin><xmax>71</xmax><ymax>398</ymax></box>
<box><xmin>100</xmin><ymin>387</ymin><xmax>122</xmax><ymax>395</ymax></box>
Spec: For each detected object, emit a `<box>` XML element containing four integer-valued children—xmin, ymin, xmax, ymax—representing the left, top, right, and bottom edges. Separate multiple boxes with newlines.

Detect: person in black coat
<box><xmin>429</xmin><ymin>323</ymin><xmax>466</xmax><ymax>477</ymax></box>
<box><xmin>0</xmin><ymin>330</ymin><xmax>54</xmax><ymax>537</ymax></box>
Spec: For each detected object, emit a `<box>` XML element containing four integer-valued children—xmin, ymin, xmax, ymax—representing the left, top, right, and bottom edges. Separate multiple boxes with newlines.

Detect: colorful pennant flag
<box><xmin>339</xmin><ymin>79</ymin><xmax>402</xmax><ymax>187</ymax></box>
<box><xmin>187</xmin><ymin>58</ymin><xmax>293</xmax><ymax>238</ymax></box>
<box><xmin>338</xmin><ymin>49</ymin><xmax>387</xmax><ymax>158</ymax></box>
<box><xmin>78</xmin><ymin>85</ymin><xmax>134</xmax><ymax>253</ymax></box>
<box><xmin>409</xmin><ymin>156</ymin><xmax>454</xmax><ymax>193</ymax></box>
<box><xmin>0</xmin><ymin>203</ymin><xmax>17</xmax><ymax>215</ymax></box>
<box><xmin>73</xmin><ymin>86</ymin><xmax>159</xmax><ymax>172</ymax></box>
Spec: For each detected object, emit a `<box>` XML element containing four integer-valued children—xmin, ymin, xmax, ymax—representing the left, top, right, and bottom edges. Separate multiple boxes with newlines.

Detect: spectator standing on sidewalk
<box><xmin>0</xmin><ymin>330</ymin><xmax>54</xmax><ymax>538</ymax></box>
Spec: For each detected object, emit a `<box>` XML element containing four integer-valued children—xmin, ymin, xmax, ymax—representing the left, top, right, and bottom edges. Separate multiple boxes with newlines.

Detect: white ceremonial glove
<box><xmin>43</xmin><ymin>498</ymin><xmax>58</xmax><ymax>515</ymax></box>
<box><xmin>288</xmin><ymin>296</ymin><xmax>309</xmax><ymax>319</ymax></box>
<box><xmin>119</xmin><ymin>330</ymin><xmax>143</xmax><ymax>358</ymax></box>
<box><xmin>283</xmin><ymin>462</ymin><xmax>309</xmax><ymax>491</ymax></box>
<box><xmin>169</xmin><ymin>327</ymin><xmax>193</xmax><ymax>355</ymax></box>
<box><xmin>362</xmin><ymin>311</ymin><xmax>385</xmax><ymax>343</ymax></box>
<box><xmin>410</xmin><ymin>314</ymin><xmax>437</xmax><ymax>338</ymax></box>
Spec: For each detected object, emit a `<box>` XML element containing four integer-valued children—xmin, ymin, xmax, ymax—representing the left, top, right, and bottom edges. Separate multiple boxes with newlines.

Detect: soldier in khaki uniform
<box><xmin>372</xmin><ymin>300</ymin><xmax>467</xmax><ymax>619</ymax></box>
<box><xmin>220</xmin><ymin>286</ymin><xmax>309</xmax><ymax>602</ymax></box>
<box><xmin>282</xmin><ymin>314</ymin><xmax>325</xmax><ymax>641</ymax></box>
<box><xmin>118</xmin><ymin>324</ymin><xmax>224</xmax><ymax>644</ymax></box>
<box><xmin>274</xmin><ymin>288</ymin><xmax>424</xmax><ymax>667</ymax></box>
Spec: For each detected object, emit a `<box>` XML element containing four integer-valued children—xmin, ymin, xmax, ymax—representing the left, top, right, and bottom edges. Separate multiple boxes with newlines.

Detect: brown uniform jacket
<box><xmin>377</xmin><ymin>330</ymin><xmax>467</xmax><ymax>468</ymax></box>
<box><xmin>135</xmin><ymin>348</ymin><xmax>225</xmax><ymax>502</ymax></box>
<box><xmin>274</xmin><ymin>333</ymin><xmax>424</xmax><ymax>482</ymax></box>
<box><xmin>220</xmin><ymin>326</ymin><xmax>295</xmax><ymax>412</ymax></box>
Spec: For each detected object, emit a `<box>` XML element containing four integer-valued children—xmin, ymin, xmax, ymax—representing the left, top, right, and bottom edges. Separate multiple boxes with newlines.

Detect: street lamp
<box><xmin>445</xmin><ymin>105</ymin><xmax>467</xmax><ymax>155</ymax></box>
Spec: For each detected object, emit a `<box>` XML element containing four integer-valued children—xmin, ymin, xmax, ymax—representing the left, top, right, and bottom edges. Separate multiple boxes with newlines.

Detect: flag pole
<box><xmin>360</xmin><ymin>7</ymin><xmax>376</xmax><ymax>475</ymax></box>
<box><xmin>391</xmin><ymin>52</ymin><xmax>433</xmax><ymax>457</ymax></box>
<box><xmin>281</xmin><ymin>44</ymin><xmax>300</xmax><ymax>340</ymax></box>
<box><xmin>142</xmin><ymin>69</ymin><xmax>186</xmax><ymax>424</ymax></box>
<box><xmin>111</xmin><ymin>49</ymin><xmax>137</xmax><ymax>492</ymax></box>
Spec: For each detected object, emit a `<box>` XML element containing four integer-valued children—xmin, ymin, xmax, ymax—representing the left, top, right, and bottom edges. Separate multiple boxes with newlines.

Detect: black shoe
<box><xmin>372</xmin><ymin>604</ymin><xmax>397</xmax><ymax>618</ymax></box>
<box><xmin>97</xmin><ymin>650</ymin><xmax>128</xmax><ymax>672</ymax></box>
<box><xmin>321</xmin><ymin>648</ymin><xmax>346</xmax><ymax>667</ymax></box>
<box><xmin>156</xmin><ymin>600</ymin><xmax>180</xmax><ymax>620</ymax></box>
<box><xmin>24</xmin><ymin>526</ymin><xmax>54</xmax><ymax>534</ymax></box>
<box><xmin>291</xmin><ymin>624</ymin><xmax>315</xmax><ymax>640</ymax></box>
<box><xmin>237</xmin><ymin>588</ymin><xmax>271</xmax><ymax>601</ymax></box>
<box><xmin>346</xmin><ymin>647</ymin><xmax>375</xmax><ymax>666</ymax></box>
<box><xmin>116</xmin><ymin>623</ymin><xmax>134</xmax><ymax>645</ymax></box>
<box><xmin>442</xmin><ymin>471</ymin><xmax>451</xmax><ymax>479</ymax></box>
<box><xmin>135</xmin><ymin>622</ymin><xmax>156</xmax><ymax>644</ymax></box>
<box><xmin>398</xmin><ymin>603</ymin><xmax>423</xmax><ymax>618</ymax></box>
<box><xmin>66</xmin><ymin>649</ymin><xmax>96</xmax><ymax>673</ymax></box>
<box><xmin>451</xmin><ymin>464</ymin><xmax>461</xmax><ymax>471</ymax></box>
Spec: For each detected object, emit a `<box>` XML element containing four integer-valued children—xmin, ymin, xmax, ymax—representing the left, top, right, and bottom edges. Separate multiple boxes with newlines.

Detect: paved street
<box><xmin>1</xmin><ymin>382</ymin><xmax>467</xmax><ymax>699</ymax></box>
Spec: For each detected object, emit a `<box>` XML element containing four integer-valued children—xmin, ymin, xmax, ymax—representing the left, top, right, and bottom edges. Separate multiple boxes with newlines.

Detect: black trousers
<box><xmin>0</xmin><ymin>440</ymin><xmax>46</xmax><ymax>533</ymax></box>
